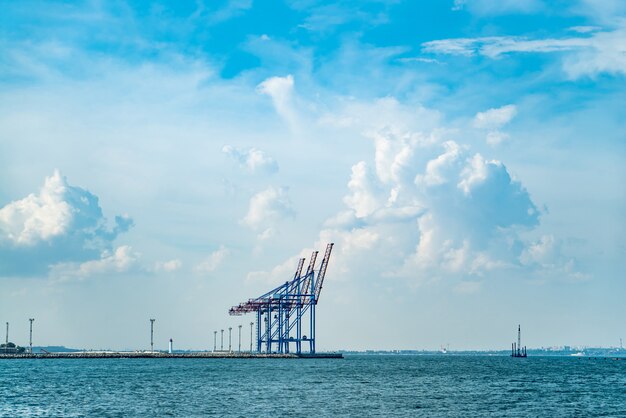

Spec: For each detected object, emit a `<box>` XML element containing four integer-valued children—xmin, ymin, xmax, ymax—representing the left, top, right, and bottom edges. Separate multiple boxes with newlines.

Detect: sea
<box><xmin>1</xmin><ymin>355</ymin><xmax>625</xmax><ymax>417</ymax></box>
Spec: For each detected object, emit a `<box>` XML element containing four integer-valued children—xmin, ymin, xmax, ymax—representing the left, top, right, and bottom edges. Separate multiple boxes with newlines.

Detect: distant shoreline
<box><xmin>2</xmin><ymin>351</ymin><xmax>626</xmax><ymax>360</ymax></box>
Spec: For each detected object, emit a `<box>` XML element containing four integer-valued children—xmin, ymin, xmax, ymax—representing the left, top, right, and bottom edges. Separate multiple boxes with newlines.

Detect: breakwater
<box><xmin>0</xmin><ymin>351</ymin><xmax>342</xmax><ymax>359</ymax></box>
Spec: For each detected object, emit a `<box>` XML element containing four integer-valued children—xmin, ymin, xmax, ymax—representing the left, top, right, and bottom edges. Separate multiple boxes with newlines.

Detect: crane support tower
<box><xmin>229</xmin><ymin>243</ymin><xmax>334</xmax><ymax>355</ymax></box>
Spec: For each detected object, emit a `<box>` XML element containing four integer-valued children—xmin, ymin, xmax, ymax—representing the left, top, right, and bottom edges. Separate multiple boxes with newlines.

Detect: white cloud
<box><xmin>486</xmin><ymin>131</ymin><xmax>510</xmax><ymax>146</ymax></box>
<box><xmin>457</xmin><ymin>154</ymin><xmax>491</xmax><ymax>195</ymax></box>
<box><xmin>246</xmin><ymin>254</ymin><xmax>301</xmax><ymax>285</ymax></box>
<box><xmin>422</xmin><ymin>26</ymin><xmax>626</xmax><ymax>78</ymax></box>
<box><xmin>257</xmin><ymin>74</ymin><xmax>300</xmax><ymax>130</ymax></box>
<box><xmin>520</xmin><ymin>235</ymin><xmax>588</xmax><ymax>281</ymax></box>
<box><xmin>474</xmin><ymin>105</ymin><xmax>517</xmax><ymax>130</ymax></box>
<box><xmin>451</xmin><ymin>0</ymin><xmax>545</xmax><ymax>15</ymax></box>
<box><xmin>278</xmin><ymin>119</ymin><xmax>539</xmax><ymax>286</ymax></box>
<box><xmin>474</xmin><ymin>105</ymin><xmax>517</xmax><ymax>146</ymax></box>
<box><xmin>0</xmin><ymin>170</ymin><xmax>74</xmax><ymax>246</ymax></box>
<box><xmin>423</xmin><ymin>36</ymin><xmax>587</xmax><ymax>58</ymax></box>
<box><xmin>154</xmin><ymin>259</ymin><xmax>182</xmax><ymax>272</ymax></box>
<box><xmin>568</xmin><ymin>26</ymin><xmax>601</xmax><ymax>33</ymax></box>
<box><xmin>200</xmin><ymin>0</ymin><xmax>253</xmax><ymax>25</ymax></box>
<box><xmin>222</xmin><ymin>145</ymin><xmax>278</xmax><ymax>174</ymax></box>
<box><xmin>50</xmin><ymin>245</ymin><xmax>139</xmax><ymax>280</ymax></box>
<box><xmin>396</xmin><ymin>57</ymin><xmax>440</xmax><ymax>64</ymax></box>
<box><xmin>564</xmin><ymin>26</ymin><xmax>626</xmax><ymax>78</ymax></box>
<box><xmin>345</xmin><ymin>134</ymin><xmax>537</xmax><ymax>278</ymax></box>
<box><xmin>344</xmin><ymin>161</ymin><xmax>382</xmax><ymax>218</ymax></box>
<box><xmin>0</xmin><ymin>170</ymin><xmax>133</xmax><ymax>277</ymax></box>
<box><xmin>520</xmin><ymin>234</ymin><xmax>558</xmax><ymax>266</ymax></box>
<box><xmin>415</xmin><ymin>141</ymin><xmax>464</xmax><ymax>188</ymax></box>
<box><xmin>241</xmin><ymin>187</ymin><xmax>295</xmax><ymax>237</ymax></box>
<box><xmin>195</xmin><ymin>246</ymin><xmax>229</xmax><ymax>274</ymax></box>
<box><xmin>319</xmin><ymin>97</ymin><xmax>442</xmax><ymax>137</ymax></box>
<box><xmin>292</xmin><ymin>2</ymin><xmax>390</xmax><ymax>34</ymax></box>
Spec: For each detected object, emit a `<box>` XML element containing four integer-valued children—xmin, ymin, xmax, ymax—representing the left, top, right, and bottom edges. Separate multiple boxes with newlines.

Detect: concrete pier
<box><xmin>0</xmin><ymin>351</ymin><xmax>343</xmax><ymax>359</ymax></box>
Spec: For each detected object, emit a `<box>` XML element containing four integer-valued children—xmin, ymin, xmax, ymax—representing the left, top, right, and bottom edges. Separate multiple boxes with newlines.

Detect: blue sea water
<box><xmin>1</xmin><ymin>355</ymin><xmax>625</xmax><ymax>417</ymax></box>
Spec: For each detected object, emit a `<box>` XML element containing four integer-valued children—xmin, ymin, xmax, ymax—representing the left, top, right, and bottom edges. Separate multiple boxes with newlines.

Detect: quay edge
<box><xmin>0</xmin><ymin>352</ymin><xmax>343</xmax><ymax>359</ymax></box>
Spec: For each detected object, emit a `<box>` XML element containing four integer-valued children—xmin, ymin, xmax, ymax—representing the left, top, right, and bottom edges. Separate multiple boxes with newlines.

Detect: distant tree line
<box><xmin>0</xmin><ymin>342</ymin><xmax>26</xmax><ymax>354</ymax></box>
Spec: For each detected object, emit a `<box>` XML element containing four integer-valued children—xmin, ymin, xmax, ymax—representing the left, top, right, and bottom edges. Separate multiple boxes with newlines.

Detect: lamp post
<box><xmin>150</xmin><ymin>319</ymin><xmax>155</xmax><ymax>353</ymax></box>
<box><xmin>238</xmin><ymin>325</ymin><xmax>242</xmax><ymax>353</ymax></box>
<box><xmin>250</xmin><ymin>322</ymin><xmax>254</xmax><ymax>352</ymax></box>
<box><xmin>29</xmin><ymin>318</ymin><xmax>34</xmax><ymax>354</ymax></box>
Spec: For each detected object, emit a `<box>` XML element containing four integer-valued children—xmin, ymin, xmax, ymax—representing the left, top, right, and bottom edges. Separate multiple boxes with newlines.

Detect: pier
<box><xmin>0</xmin><ymin>352</ymin><xmax>343</xmax><ymax>360</ymax></box>
<box><xmin>2</xmin><ymin>243</ymin><xmax>339</xmax><ymax>360</ymax></box>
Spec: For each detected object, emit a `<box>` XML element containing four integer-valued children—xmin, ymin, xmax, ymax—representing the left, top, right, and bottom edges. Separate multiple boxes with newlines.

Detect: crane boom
<box><xmin>313</xmin><ymin>243</ymin><xmax>334</xmax><ymax>301</ymax></box>
<box><xmin>299</xmin><ymin>251</ymin><xmax>318</xmax><ymax>302</ymax></box>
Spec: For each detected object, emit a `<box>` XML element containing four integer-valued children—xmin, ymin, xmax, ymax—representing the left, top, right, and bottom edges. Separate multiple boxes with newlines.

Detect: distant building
<box><xmin>1</xmin><ymin>342</ymin><xmax>26</xmax><ymax>354</ymax></box>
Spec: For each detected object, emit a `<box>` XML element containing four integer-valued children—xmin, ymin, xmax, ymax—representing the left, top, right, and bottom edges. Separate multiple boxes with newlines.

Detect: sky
<box><xmin>0</xmin><ymin>0</ymin><xmax>625</xmax><ymax>352</ymax></box>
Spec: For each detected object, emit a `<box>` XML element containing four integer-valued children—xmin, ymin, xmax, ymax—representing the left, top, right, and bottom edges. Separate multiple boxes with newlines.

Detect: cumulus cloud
<box><xmin>520</xmin><ymin>235</ymin><xmax>587</xmax><ymax>280</ymax></box>
<box><xmin>244</xmin><ymin>97</ymin><xmax>579</xmax><ymax>288</ymax></box>
<box><xmin>0</xmin><ymin>171</ymin><xmax>75</xmax><ymax>246</ymax></box>
<box><xmin>50</xmin><ymin>245</ymin><xmax>140</xmax><ymax>281</ymax></box>
<box><xmin>418</xmin><ymin>146</ymin><xmax>539</xmax><ymax>232</ymax></box>
<box><xmin>195</xmin><ymin>246</ymin><xmax>230</xmax><ymax>274</ymax></box>
<box><xmin>0</xmin><ymin>170</ymin><xmax>133</xmax><ymax>277</ymax></box>
<box><xmin>320</xmin><ymin>127</ymin><xmax>539</xmax><ymax>282</ymax></box>
<box><xmin>241</xmin><ymin>187</ymin><xmax>295</xmax><ymax>239</ymax></box>
<box><xmin>222</xmin><ymin>145</ymin><xmax>278</xmax><ymax>174</ymax></box>
<box><xmin>344</xmin><ymin>161</ymin><xmax>382</xmax><ymax>218</ymax></box>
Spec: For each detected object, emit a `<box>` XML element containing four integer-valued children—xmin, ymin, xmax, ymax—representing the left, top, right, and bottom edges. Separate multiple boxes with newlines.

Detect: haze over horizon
<box><xmin>1</xmin><ymin>0</ymin><xmax>625</xmax><ymax>352</ymax></box>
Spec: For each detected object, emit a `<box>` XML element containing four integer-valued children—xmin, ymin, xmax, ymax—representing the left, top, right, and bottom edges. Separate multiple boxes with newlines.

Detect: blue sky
<box><xmin>1</xmin><ymin>0</ymin><xmax>625</xmax><ymax>351</ymax></box>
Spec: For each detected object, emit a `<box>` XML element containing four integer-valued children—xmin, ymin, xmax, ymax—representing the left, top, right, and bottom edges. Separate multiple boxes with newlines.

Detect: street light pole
<box><xmin>29</xmin><ymin>318</ymin><xmax>34</xmax><ymax>354</ymax></box>
<box><xmin>238</xmin><ymin>325</ymin><xmax>242</xmax><ymax>353</ymax></box>
<box><xmin>250</xmin><ymin>321</ymin><xmax>254</xmax><ymax>352</ymax></box>
<box><xmin>150</xmin><ymin>319</ymin><xmax>155</xmax><ymax>353</ymax></box>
